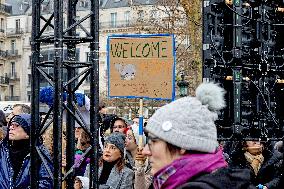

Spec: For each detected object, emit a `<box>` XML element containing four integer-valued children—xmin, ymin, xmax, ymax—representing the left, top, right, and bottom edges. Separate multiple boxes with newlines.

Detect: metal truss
<box><xmin>31</xmin><ymin>0</ymin><xmax>100</xmax><ymax>188</ymax></box>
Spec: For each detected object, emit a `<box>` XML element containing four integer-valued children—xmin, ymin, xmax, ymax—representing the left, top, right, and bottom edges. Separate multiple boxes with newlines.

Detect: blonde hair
<box><xmin>76</xmin><ymin>129</ymin><xmax>91</xmax><ymax>150</ymax></box>
<box><xmin>0</xmin><ymin>128</ymin><xmax>4</xmax><ymax>141</ymax></box>
<box><xmin>42</xmin><ymin>122</ymin><xmax>67</xmax><ymax>158</ymax></box>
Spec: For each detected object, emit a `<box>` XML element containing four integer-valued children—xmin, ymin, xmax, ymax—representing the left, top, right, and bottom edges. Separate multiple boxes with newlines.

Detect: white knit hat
<box><xmin>145</xmin><ymin>82</ymin><xmax>226</xmax><ymax>153</ymax></box>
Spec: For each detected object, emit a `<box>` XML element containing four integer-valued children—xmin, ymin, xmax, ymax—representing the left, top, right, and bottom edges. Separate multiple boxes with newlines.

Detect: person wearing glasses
<box><xmin>142</xmin><ymin>82</ymin><xmax>255</xmax><ymax>189</ymax></box>
<box><xmin>111</xmin><ymin>117</ymin><xmax>128</xmax><ymax>133</ymax></box>
<box><xmin>98</xmin><ymin>132</ymin><xmax>134</xmax><ymax>188</ymax></box>
<box><xmin>0</xmin><ymin>114</ymin><xmax>53</xmax><ymax>189</ymax></box>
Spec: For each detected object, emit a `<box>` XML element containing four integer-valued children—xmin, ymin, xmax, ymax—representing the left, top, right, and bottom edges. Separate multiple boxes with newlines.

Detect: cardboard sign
<box><xmin>107</xmin><ymin>34</ymin><xmax>175</xmax><ymax>100</ymax></box>
<box><xmin>0</xmin><ymin>101</ymin><xmax>30</xmax><ymax>115</ymax></box>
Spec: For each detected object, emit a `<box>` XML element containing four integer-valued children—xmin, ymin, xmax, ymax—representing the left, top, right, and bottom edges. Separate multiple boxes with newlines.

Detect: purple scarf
<box><xmin>153</xmin><ymin>148</ymin><xmax>227</xmax><ymax>189</ymax></box>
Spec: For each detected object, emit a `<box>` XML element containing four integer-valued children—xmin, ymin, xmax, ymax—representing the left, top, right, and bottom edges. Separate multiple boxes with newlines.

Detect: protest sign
<box><xmin>107</xmin><ymin>34</ymin><xmax>175</xmax><ymax>100</ymax></box>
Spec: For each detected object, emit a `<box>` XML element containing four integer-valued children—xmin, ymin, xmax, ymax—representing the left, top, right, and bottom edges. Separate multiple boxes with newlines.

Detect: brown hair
<box><xmin>166</xmin><ymin>142</ymin><xmax>182</xmax><ymax>156</ymax></box>
<box><xmin>110</xmin><ymin>118</ymin><xmax>127</xmax><ymax>132</ymax></box>
<box><xmin>99</xmin><ymin>156</ymin><xmax>125</xmax><ymax>172</ymax></box>
<box><xmin>13</xmin><ymin>104</ymin><xmax>31</xmax><ymax>114</ymax></box>
<box><xmin>77</xmin><ymin>130</ymin><xmax>91</xmax><ymax>150</ymax></box>
<box><xmin>0</xmin><ymin>128</ymin><xmax>4</xmax><ymax>141</ymax></box>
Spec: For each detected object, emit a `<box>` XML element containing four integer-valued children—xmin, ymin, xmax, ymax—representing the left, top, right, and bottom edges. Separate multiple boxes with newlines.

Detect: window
<box><xmin>86</xmin><ymin>52</ymin><xmax>90</xmax><ymax>62</ymax></box>
<box><xmin>0</xmin><ymin>18</ymin><xmax>4</xmax><ymax>32</ymax></box>
<box><xmin>48</xmin><ymin>51</ymin><xmax>54</xmax><ymax>60</ymax></box>
<box><xmin>11</xmin><ymin>62</ymin><xmax>15</xmax><ymax>77</ymax></box>
<box><xmin>28</xmin><ymin>74</ymin><xmax>31</xmax><ymax>85</ymax></box>
<box><xmin>63</xmin><ymin>18</ymin><xmax>66</xmax><ymax>29</ymax></box>
<box><xmin>0</xmin><ymin>41</ymin><xmax>3</xmax><ymax>50</ymax></box>
<box><xmin>150</xmin><ymin>10</ymin><xmax>158</xmax><ymax>19</ymax></box>
<box><xmin>124</xmin><ymin>11</ymin><xmax>130</xmax><ymax>26</ymax></box>
<box><xmin>29</xmin><ymin>56</ymin><xmax>32</xmax><ymax>68</ymax></box>
<box><xmin>110</xmin><ymin>12</ymin><xmax>117</xmax><ymax>27</ymax></box>
<box><xmin>27</xmin><ymin>91</ymin><xmax>31</xmax><ymax>102</ymax></box>
<box><xmin>10</xmin><ymin>85</ymin><xmax>14</xmax><ymax>97</ymax></box>
<box><xmin>16</xmin><ymin>19</ymin><xmax>21</xmax><ymax>33</ymax></box>
<box><xmin>137</xmin><ymin>10</ymin><xmax>144</xmax><ymax>21</ymax></box>
<box><xmin>11</xmin><ymin>40</ymin><xmax>16</xmax><ymax>54</ymax></box>
<box><xmin>80</xmin><ymin>0</ymin><xmax>89</xmax><ymax>7</ymax></box>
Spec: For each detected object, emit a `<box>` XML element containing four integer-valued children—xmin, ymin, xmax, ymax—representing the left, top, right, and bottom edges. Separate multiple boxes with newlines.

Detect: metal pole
<box><xmin>90</xmin><ymin>0</ymin><xmax>100</xmax><ymax>188</ymax></box>
<box><xmin>53</xmin><ymin>0</ymin><xmax>64</xmax><ymax>188</ymax></box>
<box><xmin>30</xmin><ymin>0</ymin><xmax>41</xmax><ymax>188</ymax></box>
<box><xmin>66</xmin><ymin>0</ymin><xmax>77</xmax><ymax>188</ymax></box>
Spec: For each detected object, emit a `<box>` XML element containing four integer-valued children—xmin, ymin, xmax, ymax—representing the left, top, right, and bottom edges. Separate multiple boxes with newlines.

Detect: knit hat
<box><xmin>145</xmin><ymin>82</ymin><xmax>226</xmax><ymax>153</ymax></box>
<box><xmin>76</xmin><ymin>176</ymin><xmax>89</xmax><ymax>189</ymax></box>
<box><xmin>11</xmin><ymin>114</ymin><xmax>31</xmax><ymax>136</ymax></box>
<box><xmin>105</xmin><ymin>132</ymin><xmax>126</xmax><ymax>155</ymax></box>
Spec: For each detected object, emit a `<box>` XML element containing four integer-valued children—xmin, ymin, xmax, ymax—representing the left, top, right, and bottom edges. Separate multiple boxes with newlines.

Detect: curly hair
<box><xmin>42</xmin><ymin>122</ymin><xmax>67</xmax><ymax>158</ymax></box>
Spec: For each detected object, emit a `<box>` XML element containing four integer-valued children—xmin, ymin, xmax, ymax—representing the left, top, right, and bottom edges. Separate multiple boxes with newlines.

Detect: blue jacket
<box><xmin>0</xmin><ymin>140</ymin><xmax>53</xmax><ymax>189</ymax></box>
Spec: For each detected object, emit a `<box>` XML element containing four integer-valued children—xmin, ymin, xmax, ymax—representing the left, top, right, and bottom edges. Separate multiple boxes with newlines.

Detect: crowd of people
<box><xmin>0</xmin><ymin>82</ymin><xmax>283</xmax><ymax>189</ymax></box>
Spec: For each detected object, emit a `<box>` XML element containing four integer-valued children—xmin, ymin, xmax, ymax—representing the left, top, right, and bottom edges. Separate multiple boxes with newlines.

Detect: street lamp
<box><xmin>177</xmin><ymin>73</ymin><xmax>189</xmax><ymax>97</ymax></box>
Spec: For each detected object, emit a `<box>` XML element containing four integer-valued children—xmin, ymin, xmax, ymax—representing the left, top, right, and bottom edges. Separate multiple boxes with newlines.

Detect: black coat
<box><xmin>177</xmin><ymin>167</ymin><xmax>255</xmax><ymax>189</ymax></box>
<box><xmin>229</xmin><ymin>145</ymin><xmax>283</xmax><ymax>189</ymax></box>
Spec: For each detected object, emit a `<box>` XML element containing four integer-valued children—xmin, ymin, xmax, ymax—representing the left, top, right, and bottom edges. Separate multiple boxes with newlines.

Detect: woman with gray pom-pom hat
<box><xmin>142</xmin><ymin>82</ymin><xmax>255</xmax><ymax>189</ymax></box>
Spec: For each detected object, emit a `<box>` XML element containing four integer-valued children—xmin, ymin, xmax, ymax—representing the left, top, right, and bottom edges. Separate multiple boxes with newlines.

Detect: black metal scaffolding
<box><xmin>202</xmin><ymin>0</ymin><xmax>284</xmax><ymax>141</ymax></box>
<box><xmin>203</xmin><ymin>1</ymin><xmax>284</xmax><ymax>183</ymax></box>
<box><xmin>31</xmin><ymin>0</ymin><xmax>100</xmax><ymax>188</ymax></box>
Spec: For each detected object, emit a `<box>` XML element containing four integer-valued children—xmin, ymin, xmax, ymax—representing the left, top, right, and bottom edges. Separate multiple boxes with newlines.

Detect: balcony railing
<box><xmin>5</xmin><ymin>72</ymin><xmax>19</xmax><ymax>80</ymax></box>
<box><xmin>6</xmin><ymin>28</ymin><xmax>24</xmax><ymax>35</ymax></box>
<box><xmin>6</xmin><ymin>50</ymin><xmax>19</xmax><ymax>57</ymax></box>
<box><xmin>0</xmin><ymin>76</ymin><xmax>9</xmax><ymax>85</ymax></box>
<box><xmin>0</xmin><ymin>50</ymin><xmax>7</xmax><ymax>58</ymax></box>
<box><xmin>100</xmin><ymin>20</ymin><xmax>134</xmax><ymax>29</ymax></box>
<box><xmin>0</xmin><ymin>3</ymin><xmax>12</xmax><ymax>14</ymax></box>
<box><xmin>5</xmin><ymin>96</ymin><xmax>20</xmax><ymax>101</ymax></box>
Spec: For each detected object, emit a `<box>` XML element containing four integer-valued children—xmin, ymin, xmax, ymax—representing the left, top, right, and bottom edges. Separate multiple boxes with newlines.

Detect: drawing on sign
<box><xmin>115</xmin><ymin>63</ymin><xmax>137</xmax><ymax>80</ymax></box>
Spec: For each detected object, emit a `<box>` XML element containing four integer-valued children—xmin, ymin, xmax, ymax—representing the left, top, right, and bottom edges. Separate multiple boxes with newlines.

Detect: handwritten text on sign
<box><xmin>108</xmin><ymin>35</ymin><xmax>175</xmax><ymax>100</ymax></box>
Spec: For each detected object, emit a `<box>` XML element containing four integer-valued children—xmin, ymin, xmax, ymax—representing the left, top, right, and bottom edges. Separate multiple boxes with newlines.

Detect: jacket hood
<box><xmin>76</xmin><ymin>176</ymin><xmax>89</xmax><ymax>189</ymax></box>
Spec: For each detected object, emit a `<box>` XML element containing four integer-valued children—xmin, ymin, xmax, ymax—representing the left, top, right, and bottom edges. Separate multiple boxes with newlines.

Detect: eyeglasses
<box><xmin>126</xmin><ymin>135</ymin><xmax>134</xmax><ymax>140</ymax></box>
<box><xmin>145</xmin><ymin>135</ymin><xmax>160</xmax><ymax>152</ymax></box>
<box><xmin>146</xmin><ymin>135</ymin><xmax>159</xmax><ymax>144</ymax></box>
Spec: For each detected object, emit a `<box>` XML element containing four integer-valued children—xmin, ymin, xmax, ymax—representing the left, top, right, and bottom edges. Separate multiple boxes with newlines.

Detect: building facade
<box><xmin>0</xmin><ymin>0</ymin><xmax>13</xmax><ymax>101</ymax></box>
<box><xmin>2</xmin><ymin>0</ymin><xmax>165</xmax><ymax>102</ymax></box>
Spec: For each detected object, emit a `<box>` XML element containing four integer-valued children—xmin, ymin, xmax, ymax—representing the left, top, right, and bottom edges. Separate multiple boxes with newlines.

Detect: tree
<box><xmin>179</xmin><ymin>0</ymin><xmax>202</xmax><ymax>92</ymax></box>
<box><xmin>133</xmin><ymin>0</ymin><xmax>203</xmax><ymax>94</ymax></box>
